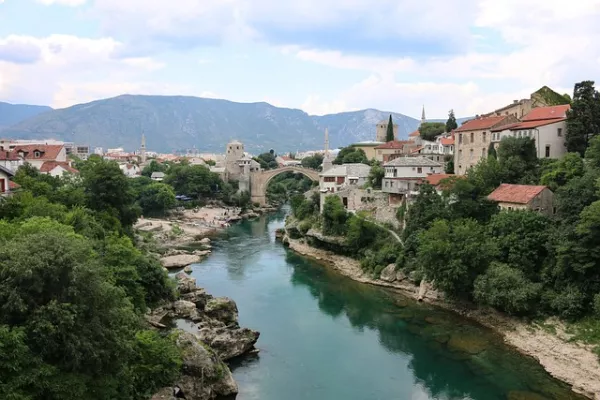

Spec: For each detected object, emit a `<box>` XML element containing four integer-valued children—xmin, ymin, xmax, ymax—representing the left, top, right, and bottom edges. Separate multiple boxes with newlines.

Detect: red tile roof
<box><xmin>487</xmin><ymin>184</ymin><xmax>548</xmax><ymax>204</ymax></box>
<box><xmin>425</xmin><ymin>174</ymin><xmax>455</xmax><ymax>186</ymax></box>
<box><xmin>0</xmin><ymin>150</ymin><xmax>20</xmax><ymax>161</ymax></box>
<box><xmin>440</xmin><ymin>137</ymin><xmax>454</xmax><ymax>145</ymax></box>
<box><xmin>409</xmin><ymin>130</ymin><xmax>420</xmax><ymax>137</ymax></box>
<box><xmin>12</xmin><ymin>145</ymin><xmax>64</xmax><ymax>161</ymax></box>
<box><xmin>410</xmin><ymin>146</ymin><xmax>424</xmax><ymax>154</ymax></box>
<box><xmin>8</xmin><ymin>181</ymin><xmax>20</xmax><ymax>190</ymax></box>
<box><xmin>522</xmin><ymin>105</ymin><xmax>570</xmax><ymax>121</ymax></box>
<box><xmin>454</xmin><ymin>116</ymin><xmax>508</xmax><ymax>132</ymax></box>
<box><xmin>508</xmin><ymin>118</ymin><xmax>565</xmax><ymax>130</ymax></box>
<box><xmin>375</xmin><ymin>140</ymin><xmax>412</xmax><ymax>150</ymax></box>
<box><xmin>40</xmin><ymin>161</ymin><xmax>78</xmax><ymax>174</ymax></box>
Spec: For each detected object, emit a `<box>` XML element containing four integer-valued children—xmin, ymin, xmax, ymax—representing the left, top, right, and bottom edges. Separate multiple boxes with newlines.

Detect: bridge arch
<box><xmin>250</xmin><ymin>166</ymin><xmax>320</xmax><ymax>205</ymax></box>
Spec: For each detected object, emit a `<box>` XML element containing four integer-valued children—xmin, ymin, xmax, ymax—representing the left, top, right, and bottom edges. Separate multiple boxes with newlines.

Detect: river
<box><xmin>187</xmin><ymin>209</ymin><xmax>583</xmax><ymax>400</ymax></box>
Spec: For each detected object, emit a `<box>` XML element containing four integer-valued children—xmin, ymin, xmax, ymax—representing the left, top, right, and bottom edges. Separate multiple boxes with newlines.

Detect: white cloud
<box><xmin>301</xmin><ymin>95</ymin><xmax>350</xmax><ymax>116</ymax></box>
<box><xmin>0</xmin><ymin>34</ymin><xmax>167</xmax><ymax>107</ymax></box>
<box><xmin>36</xmin><ymin>0</ymin><xmax>86</xmax><ymax>5</ymax></box>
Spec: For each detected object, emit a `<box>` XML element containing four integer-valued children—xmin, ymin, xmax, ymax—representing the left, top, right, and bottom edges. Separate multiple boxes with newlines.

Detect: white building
<box><xmin>40</xmin><ymin>161</ymin><xmax>79</xmax><ymax>177</ymax></box>
<box><xmin>319</xmin><ymin>163</ymin><xmax>371</xmax><ymax>193</ymax></box>
<box><xmin>0</xmin><ymin>165</ymin><xmax>17</xmax><ymax>196</ymax></box>
<box><xmin>120</xmin><ymin>163</ymin><xmax>141</xmax><ymax>178</ymax></box>
<box><xmin>491</xmin><ymin>105</ymin><xmax>569</xmax><ymax>159</ymax></box>
<box><xmin>151</xmin><ymin>172</ymin><xmax>165</xmax><ymax>181</ymax></box>
<box><xmin>382</xmin><ymin>156</ymin><xmax>444</xmax><ymax>204</ymax></box>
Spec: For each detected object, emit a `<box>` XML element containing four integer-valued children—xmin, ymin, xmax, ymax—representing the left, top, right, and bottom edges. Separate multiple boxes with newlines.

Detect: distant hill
<box><xmin>0</xmin><ymin>101</ymin><xmax>53</xmax><ymax>129</ymax></box>
<box><xmin>0</xmin><ymin>95</ymin><xmax>428</xmax><ymax>153</ymax></box>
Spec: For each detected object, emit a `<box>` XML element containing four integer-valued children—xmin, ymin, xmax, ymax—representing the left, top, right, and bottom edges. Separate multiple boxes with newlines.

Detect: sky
<box><xmin>0</xmin><ymin>0</ymin><xmax>599</xmax><ymax>119</ymax></box>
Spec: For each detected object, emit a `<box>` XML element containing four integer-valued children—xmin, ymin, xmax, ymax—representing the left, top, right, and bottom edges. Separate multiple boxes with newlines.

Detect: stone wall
<box><xmin>321</xmin><ymin>188</ymin><xmax>400</xmax><ymax>228</ymax></box>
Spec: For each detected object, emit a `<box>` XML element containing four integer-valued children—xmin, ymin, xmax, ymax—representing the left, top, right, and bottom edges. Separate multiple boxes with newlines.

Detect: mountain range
<box><xmin>0</xmin><ymin>95</ymin><xmax>460</xmax><ymax>153</ymax></box>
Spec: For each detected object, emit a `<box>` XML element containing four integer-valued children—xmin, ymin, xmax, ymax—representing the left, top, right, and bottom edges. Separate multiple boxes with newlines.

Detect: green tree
<box><xmin>487</xmin><ymin>142</ymin><xmax>497</xmax><ymax>159</ymax></box>
<box><xmin>254</xmin><ymin>152</ymin><xmax>278</xmax><ymax>169</ymax></box>
<box><xmin>540</xmin><ymin>152</ymin><xmax>585</xmax><ymax>191</ymax></box>
<box><xmin>487</xmin><ymin>210</ymin><xmax>551</xmax><ymax>278</ymax></box>
<box><xmin>141</xmin><ymin>160</ymin><xmax>166</xmax><ymax>177</ymax></box>
<box><xmin>301</xmin><ymin>153</ymin><xmax>324</xmax><ymax>170</ymax></box>
<box><xmin>345</xmin><ymin>215</ymin><xmax>380</xmax><ymax>253</ymax></box>
<box><xmin>496</xmin><ymin>136</ymin><xmax>539</xmax><ymax>184</ymax></box>
<box><xmin>417</xmin><ymin>219</ymin><xmax>497</xmax><ymax>299</ymax></box>
<box><xmin>566</xmin><ymin>80</ymin><xmax>600</xmax><ymax>155</ymax></box>
<box><xmin>584</xmin><ymin>134</ymin><xmax>600</xmax><ymax>170</ymax></box>
<box><xmin>165</xmin><ymin>164</ymin><xmax>223</xmax><ymax>199</ymax></box>
<box><xmin>80</xmin><ymin>156</ymin><xmax>139</xmax><ymax>228</ymax></box>
<box><xmin>333</xmin><ymin>147</ymin><xmax>368</xmax><ymax>165</ymax></box>
<box><xmin>385</xmin><ymin>115</ymin><xmax>395</xmax><ymax>142</ymax></box>
<box><xmin>446</xmin><ymin>109</ymin><xmax>458</xmax><ymax>132</ymax></box>
<box><xmin>474</xmin><ymin>262</ymin><xmax>542</xmax><ymax>316</ymax></box>
<box><xmin>554</xmin><ymin>169</ymin><xmax>600</xmax><ymax>225</ymax></box>
<box><xmin>419</xmin><ymin>122</ymin><xmax>446</xmax><ymax>141</ymax></box>
<box><xmin>138</xmin><ymin>183</ymin><xmax>176</xmax><ymax>216</ymax></box>
<box><xmin>322</xmin><ymin>196</ymin><xmax>348</xmax><ymax>236</ymax></box>
<box><xmin>368</xmin><ymin>161</ymin><xmax>384</xmax><ymax>189</ymax></box>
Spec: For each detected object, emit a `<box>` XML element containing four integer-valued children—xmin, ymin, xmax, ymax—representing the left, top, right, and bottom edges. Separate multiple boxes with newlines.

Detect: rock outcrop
<box><xmin>161</xmin><ymin>254</ymin><xmax>202</xmax><ymax>269</ymax></box>
<box><xmin>379</xmin><ymin>264</ymin><xmax>397</xmax><ymax>282</ymax></box>
<box><xmin>151</xmin><ymin>272</ymin><xmax>260</xmax><ymax>399</ymax></box>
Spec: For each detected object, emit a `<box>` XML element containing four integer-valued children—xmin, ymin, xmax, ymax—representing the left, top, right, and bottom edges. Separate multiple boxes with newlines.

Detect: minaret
<box><xmin>322</xmin><ymin>128</ymin><xmax>333</xmax><ymax>172</ymax></box>
<box><xmin>421</xmin><ymin>105</ymin><xmax>426</xmax><ymax>126</ymax></box>
<box><xmin>140</xmin><ymin>133</ymin><xmax>147</xmax><ymax>164</ymax></box>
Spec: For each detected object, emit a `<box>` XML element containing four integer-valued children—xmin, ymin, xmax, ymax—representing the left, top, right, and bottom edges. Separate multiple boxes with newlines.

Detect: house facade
<box><xmin>453</xmin><ymin>115</ymin><xmax>518</xmax><ymax>175</ymax></box>
<box><xmin>0</xmin><ymin>165</ymin><xmax>17</xmax><ymax>196</ymax></box>
<box><xmin>382</xmin><ymin>157</ymin><xmax>443</xmax><ymax>204</ymax></box>
<box><xmin>319</xmin><ymin>163</ymin><xmax>371</xmax><ymax>193</ymax></box>
<box><xmin>487</xmin><ymin>184</ymin><xmax>555</xmax><ymax>216</ymax></box>
<box><xmin>490</xmin><ymin>105</ymin><xmax>569</xmax><ymax>159</ymax></box>
<box><xmin>12</xmin><ymin>144</ymin><xmax>68</xmax><ymax>170</ymax></box>
<box><xmin>120</xmin><ymin>163</ymin><xmax>141</xmax><ymax>178</ymax></box>
<box><xmin>40</xmin><ymin>161</ymin><xmax>79</xmax><ymax>177</ymax></box>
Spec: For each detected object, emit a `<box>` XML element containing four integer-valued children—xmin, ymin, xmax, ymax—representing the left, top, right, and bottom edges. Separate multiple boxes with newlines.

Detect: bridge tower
<box><xmin>225</xmin><ymin>140</ymin><xmax>244</xmax><ymax>181</ymax></box>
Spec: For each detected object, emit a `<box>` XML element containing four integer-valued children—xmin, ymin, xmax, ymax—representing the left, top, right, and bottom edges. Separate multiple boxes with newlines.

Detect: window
<box><xmin>470</xmin><ymin>132</ymin><xmax>474</xmax><ymax>143</ymax></box>
<box><xmin>324</xmin><ymin>176</ymin><xmax>335</xmax><ymax>182</ymax></box>
<box><xmin>481</xmin><ymin>148</ymin><xmax>486</xmax><ymax>158</ymax></box>
<box><xmin>417</xmin><ymin>167</ymin><xmax>422</xmax><ymax>173</ymax></box>
<box><xmin>545</xmin><ymin>145</ymin><xmax>551</xmax><ymax>158</ymax></box>
<box><xmin>34</xmin><ymin>151</ymin><xmax>41</xmax><ymax>158</ymax></box>
<box><xmin>385</xmin><ymin>181</ymin><xmax>388</xmax><ymax>187</ymax></box>
<box><xmin>469</xmin><ymin>149</ymin><xmax>473</xmax><ymax>162</ymax></box>
<box><xmin>482</xmin><ymin>132</ymin><xmax>487</xmax><ymax>142</ymax></box>
<box><xmin>557</xmin><ymin>128</ymin><xmax>563</xmax><ymax>137</ymax></box>
<box><xmin>458</xmin><ymin>149</ymin><xmax>462</xmax><ymax>161</ymax></box>
<box><xmin>459</xmin><ymin>134</ymin><xmax>463</xmax><ymax>144</ymax></box>
<box><xmin>508</xmin><ymin>207</ymin><xmax>513</xmax><ymax>211</ymax></box>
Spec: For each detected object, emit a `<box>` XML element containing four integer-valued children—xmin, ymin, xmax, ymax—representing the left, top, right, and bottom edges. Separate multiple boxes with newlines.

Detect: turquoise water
<box><xmin>189</xmin><ymin>210</ymin><xmax>584</xmax><ymax>400</ymax></box>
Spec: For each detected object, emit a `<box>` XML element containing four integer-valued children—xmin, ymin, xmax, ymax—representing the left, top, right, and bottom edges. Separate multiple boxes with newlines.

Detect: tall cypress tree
<box><xmin>446</xmin><ymin>109</ymin><xmax>458</xmax><ymax>132</ymax></box>
<box><xmin>566</xmin><ymin>81</ymin><xmax>600</xmax><ymax>156</ymax></box>
<box><xmin>385</xmin><ymin>115</ymin><xmax>395</xmax><ymax>142</ymax></box>
<box><xmin>487</xmin><ymin>142</ymin><xmax>497</xmax><ymax>159</ymax></box>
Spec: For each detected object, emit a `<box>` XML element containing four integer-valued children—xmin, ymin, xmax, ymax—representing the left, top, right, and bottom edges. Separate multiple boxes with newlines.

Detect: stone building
<box><xmin>453</xmin><ymin>115</ymin><xmax>518</xmax><ymax>175</ymax></box>
<box><xmin>487</xmin><ymin>184</ymin><xmax>555</xmax><ymax>216</ymax></box>
<box><xmin>224</xmin><ymin>140</ymin><xmax>245</xmax><ymax>181</ymax></box>
<box><xmin>376</xmin><ymin>119</ymin><xmax>398</xmax><ymax>142</ymax></box>
<box><xmin>382</xmin><ymin>156</ymin><xmax>443</xmax><ymax>205</ymax></box>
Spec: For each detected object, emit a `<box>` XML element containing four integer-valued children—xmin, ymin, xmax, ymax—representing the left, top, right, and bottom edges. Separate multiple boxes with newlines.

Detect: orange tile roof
<box><xmin>410</xmin><ymin>146</ymin><xmax>424</xmax><ymax>154</ymax></box>
<box><xmin>522</xmin><ymin>105</ymin><xmax>570</xmax><ymax>121</ymax></box>
<box><xmin>508</xmin><ymin>118</ymin><xmax>565</xmax><ymax>130</ymax></box>
<box><xmin>409</xmin><ymin>130</ymin><xmax>420</xmax><ymax>137</ymax></box>
<box><xmin>425</xmin><ymin>174</ymin><xmax>455</xmax><ymax>186</ymax></box>
<box><xmin>375</xmin><ymin>140</ymin><xmax>412</xmax><ymax>150</ymax></box>
<box><xmin>0</xmin><ymin>150</ymin><xmax>20</xmax><ymax>161</ymax></box>
<box><xmin>440</xmin><ymin>137</ymin><xmax>454</xmax><ymax>145</ymax></box>
<box><xmin>12</xmin><ymin>145</ymin><xmax>64</xmax><ymax>161</ymax></box>
<box><xmin>487</xmin><ymin>184</ymin><xmax>548</xmax><ymax>204</ymax></box>
<box><xmin>454</xmin><ymin>116</ymin><xmax>508</xmax><ymax>132</ymax></box>
<box><xmin>40</xmin><ymin>161</ymin><xmax>79</xmax><ymax>174</ymax></box>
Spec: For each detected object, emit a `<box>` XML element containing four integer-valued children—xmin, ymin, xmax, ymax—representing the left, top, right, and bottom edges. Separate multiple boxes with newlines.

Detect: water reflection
<box><xmin>287</xmin><ymin>251</ymin><xmax>584</xmax><ymax>400</ymax></box>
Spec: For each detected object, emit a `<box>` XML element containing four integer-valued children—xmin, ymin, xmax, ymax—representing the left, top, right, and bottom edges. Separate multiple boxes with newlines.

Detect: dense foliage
<box><xmin>418</xmin><ymin>122</ymin><xmax>446</xmax><ymax>141</ymax></box>
<box><xmin>333</xmin><ymin>146</ymin><xmax>369</xmax><ymax>165</ymax></box>
<box><xmin>253</xmin><ymin>150</ymin><xmax>278</xmax><ymax>170</ymax></box>
<box><xmin>566</xmin><ymin>81</ymin><xmax>600</xmax><ymax>155</ymax></box>
<box><xmin>446</xmin><ymin>109</ymin><xmax>458</xmax><ymax>132</ymax></box>
<box><xmin>0</xmin><ymin>158</ymin><xmax>181</xmax><ymax>399</ymax></box>
<box><xmin>301</xmin><ymin>153</ymin><xmax>324</xmax><ymax>170</ymax></box>
<box><xmin>267</xmin><ymin>171</ymin><xmax>316</xmax><ymax>204</ymax></box>
<box><xmin>398</xmin><ymin>132</ymin><xmax>600</xmax><ymax>323</ymax></box>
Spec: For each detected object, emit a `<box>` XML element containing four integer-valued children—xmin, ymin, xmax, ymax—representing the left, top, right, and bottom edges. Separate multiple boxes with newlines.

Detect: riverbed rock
<box><xmin>198</xmin><ymin>325</ymin><xmax>260</xmax><ymax>361</ymax></box>
<box><xmin>173</xmin><ymin>300</ymin><xmax>199</xmax><ymax>320</ymax></box>
<box><xmin>447</xmin><ymin>334</ymin><xmax>489</xmax><ymax>355</ymax></box>
<box><xmin>205</xmin><ymin>297</ymin><xmax>239</xmax><ymax>325</ymax></box>
<box><xmin>199</xmin><ymin>238</ymin><xmax>211</xmax><ymax>245</ymax></box>
<box><xmin>176</xmin><ymin>272</ymin><xmax>197</xmax><ymax>294</ymax></box>
<box><xmin>396</xmin><ymin>270</ymin><xmax>407</xmax><ymax>281</ymax></box>
<box><xmin>162</xmin><ymin>331</ymin><xmax>238</xmax><ymax>400</ymax></box>
<box><xmin>161</xmin><ymin>254</ymin><xmax>201</xmax><ymax>269</ymax></box>
<box><xmin>184</xmin><ymin>265</ymin><xmax>193</xmax><ymax>273</ymax></box>
<box><xmin>380</xmin><ymin>264</ymin><xmax>397</xmax><ymax>282</ymax></box>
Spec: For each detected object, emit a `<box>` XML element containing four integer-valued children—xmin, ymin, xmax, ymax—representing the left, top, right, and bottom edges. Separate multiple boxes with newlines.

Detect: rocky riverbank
<box><xmin>283</xmin><ymin>235</ymin><xmax>600</xmax><ymax>399</ymax></box>
<box><xmin>149</xmin><ymin>272</ymin><xmax>260</xmax><ymax>400</ymax></box>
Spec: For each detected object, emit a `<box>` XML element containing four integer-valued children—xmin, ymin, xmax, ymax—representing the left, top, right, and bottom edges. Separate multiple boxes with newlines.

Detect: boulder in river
<box><xmin>199</xmin><ymin>237</ymin><xmax>211</xmax><ymax>245</ymax></box>
<box><xmin>161</xmin><ymin>254</ymin><xmax>201</xmax><ymax>269</ymax></box>
<box><xmin>205</xmin><ymin>297</ymin><xmax>239</xmax><ymax>325</ymax></box>
<box><xmin>151</xmin><ymin>331</ymin><xmax>238</xmax><ymax>400</ymax></box>
<box><xmin>175</xmin><ymin>272</ymin><xmax>197</xmax><ymax>294</ymax></box>
<box><xmin>380</xmin><ymin>264</ymin><xmax>397</xmax><ymax>282</ymax></box>
<box><xmin>173</xmin><ymin>300</ymin><xmax>199</xmax><ymax>320</ymax></box>
<box><xmin>198</xmin><ymin>324</ymin><xmax>260</xmax><ymax>361</ymax></box>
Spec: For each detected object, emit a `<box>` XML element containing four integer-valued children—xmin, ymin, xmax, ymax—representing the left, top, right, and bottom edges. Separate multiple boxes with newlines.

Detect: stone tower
<box><xmin>224</xmin><ymin>140</ymin><xmax>245</xmax><ymax>181</ymax></box>
<box><xmin>375</xmin><ymin>117</ymin><xmax>399</xmax><ymax>142</ymax></box>
<box><xmin>421</xmin><ymin>105</ymin><xmax>426</xmax><ymax>126</ymax></box>
<box><xmin>140</xmin><ymin>133</ymin><xmax>147</xmax><ymax>164</ymax></box>
<box><xmin>322</xmin><ymin>128</ymin><xmax>334</xmax><ymax>172</ymax></box>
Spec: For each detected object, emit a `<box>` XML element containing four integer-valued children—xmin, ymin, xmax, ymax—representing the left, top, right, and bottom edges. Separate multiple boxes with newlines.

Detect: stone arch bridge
<box><xmin>250</xmin><ymin>166</ymin><xmax>320</xmax><ymax>205</ymax></box>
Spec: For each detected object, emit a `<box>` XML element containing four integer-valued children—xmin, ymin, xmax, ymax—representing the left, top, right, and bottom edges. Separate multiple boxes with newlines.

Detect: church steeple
<box><xmin>421</xmin><ymin>105</ymin><xmax>426</xmax><ymax>126</ymax></box>
<box><xmin>324</xmin><ymin>128</ymin><xmax>329</xmax><ymax>154</ymax></box>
